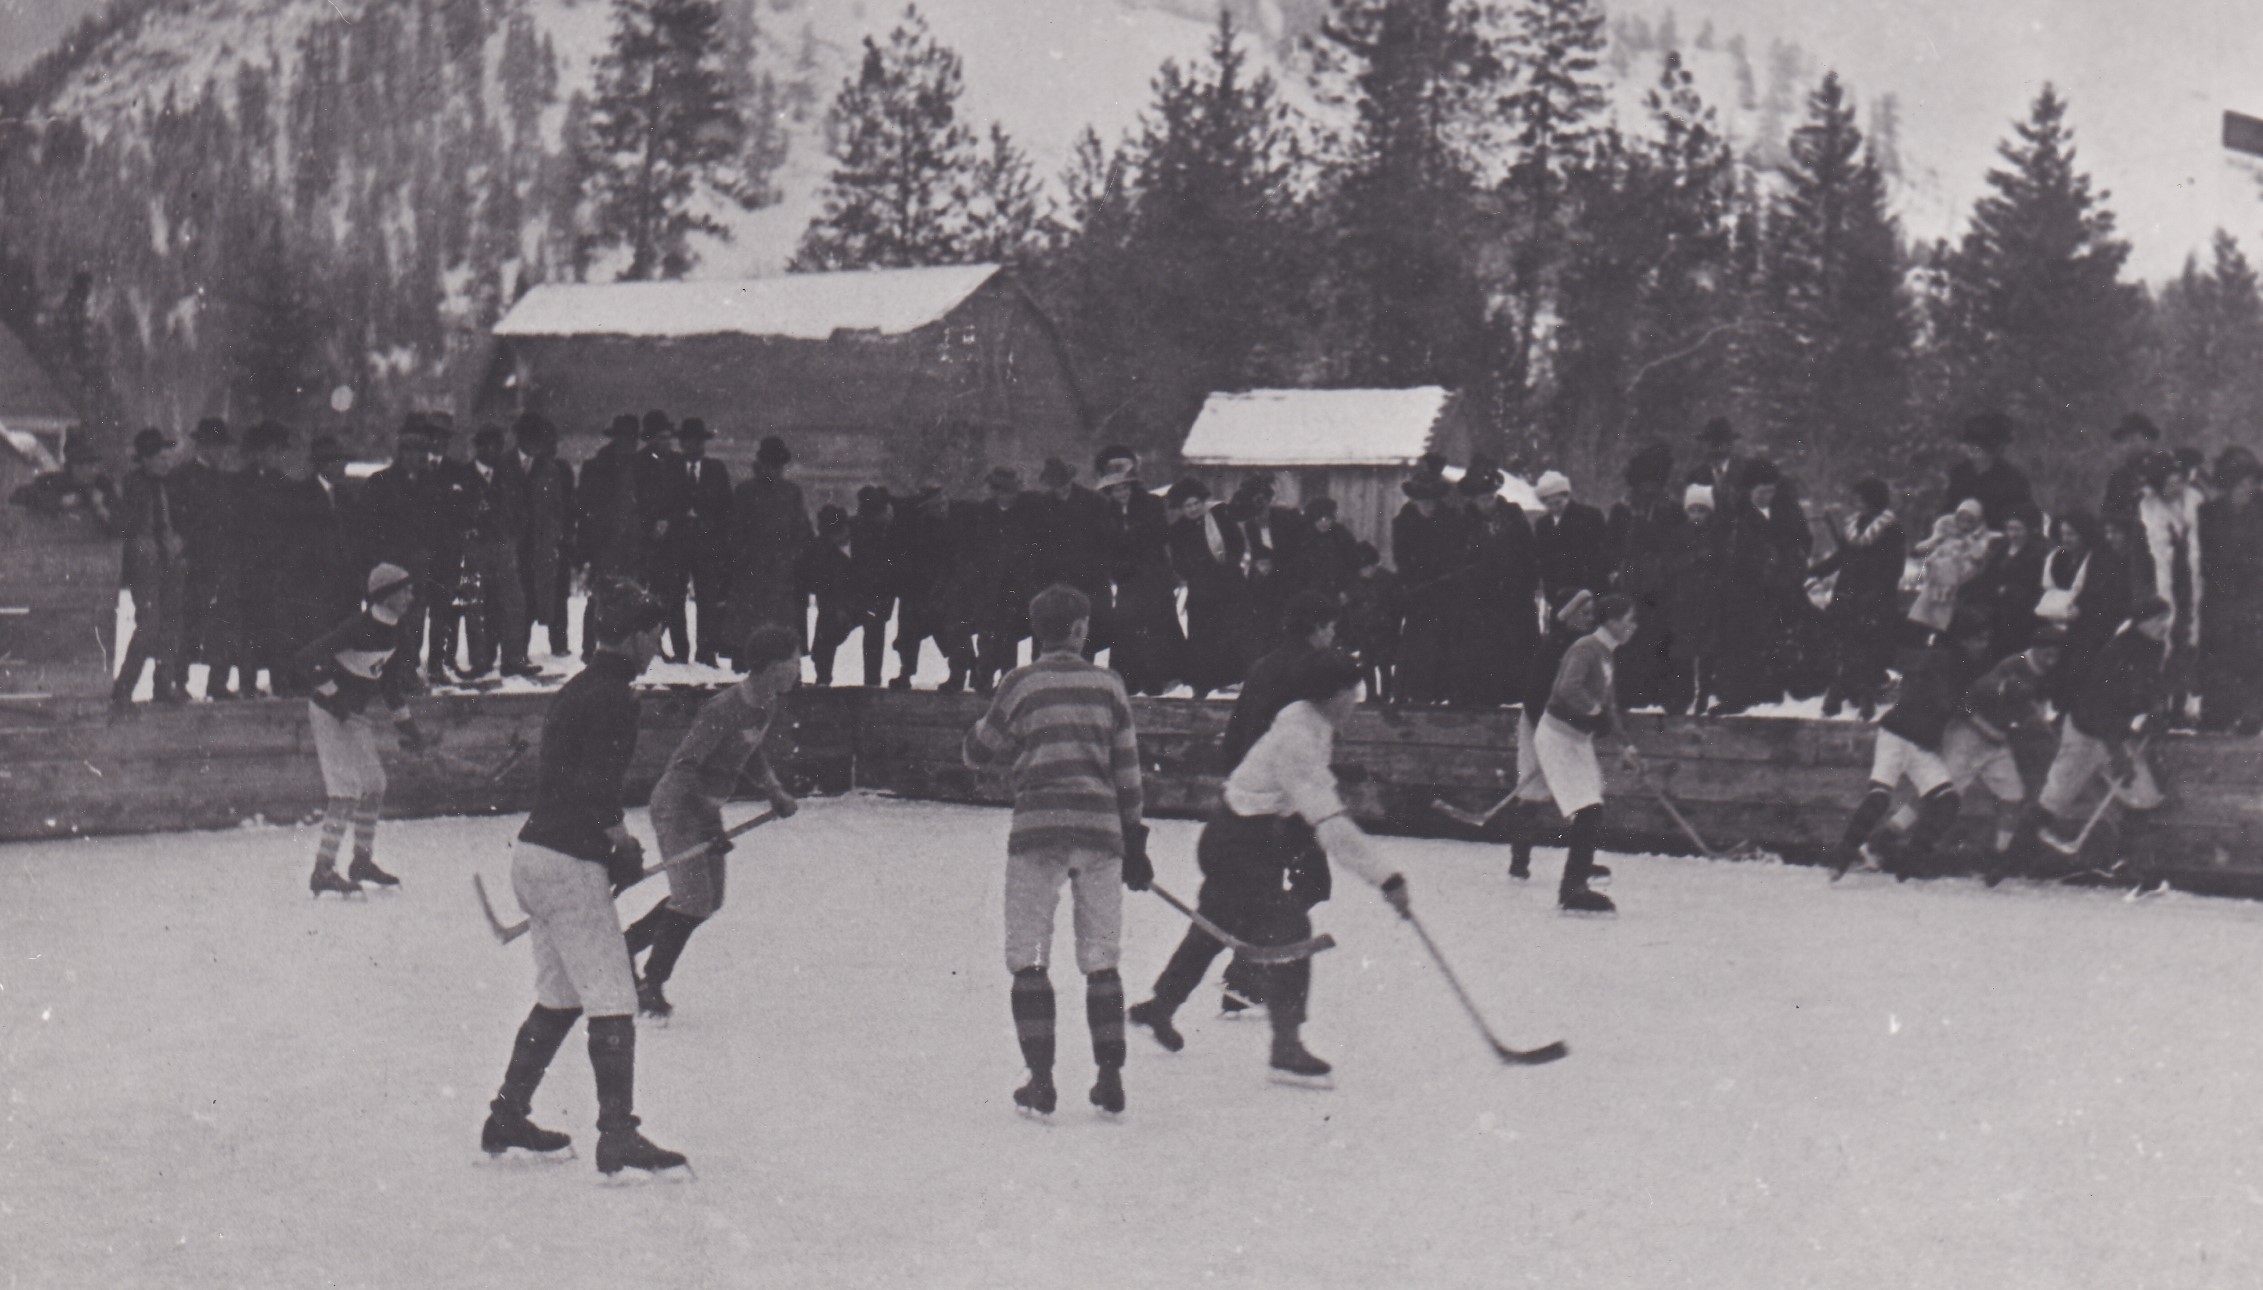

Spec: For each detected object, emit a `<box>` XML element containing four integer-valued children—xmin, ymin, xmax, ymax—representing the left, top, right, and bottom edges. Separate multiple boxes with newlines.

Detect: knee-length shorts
<box><xmin>1002</xmin><ymin>847</ymin><xmax>1122</xmax><ymax>976</ymax></box>
<box><xmin>648</xmin><ymin>781</ymin><xmax>727</xmax><ymax>919</ymax></box>
<box><xmin>511</xmin><ymin>841</ymin><xmax>638</xmax><ymax>1017</ymax></box>
<box><xmin>309</xmin><ymin>702</ymin><xmax>387</xmax><ymax>800</ymax></box>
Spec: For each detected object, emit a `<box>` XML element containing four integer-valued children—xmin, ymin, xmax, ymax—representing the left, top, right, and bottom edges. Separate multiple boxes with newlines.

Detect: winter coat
<box><xmin>1938</xmin><ymin>458</ymin><xmax>2034</xmax><ymax>530</ymax></box>
<box><xmin>1607</xmin><ymin>496</ymin><xmax>1683</xmax><ymax>604</ymax></box>
<box><xmin>1533</xmin><ymin>500</ymin><xmax>1612</xmax><ymax>604</ymax></box>
<box><xmin>1810</xmin><ymin>508</ymin><xmax>1906</xmax><ymax>631</ymax></box>
<box><xmin>1909</xmin><ymin>515</ymin><xmax>1993</xmax><ymax>634</ymax></box>
<box><xmin>1662</xmin><ymin>517</ymin><xmax>1726</xmax><ymax>663</ymax></box>
<box><xmin>2139</xmin><ymin>486</ymin><xmax>2203</xmax><ymax>648</ymax></box>
<box><xmin>724</xmin><ymin>470</ymin><xmax>812</xmax><ymax>643</ymax></box>
<box><xmin>573</xmin><ymin>444</ymin><xmax>643</xmax><ymax>577</ymax></box>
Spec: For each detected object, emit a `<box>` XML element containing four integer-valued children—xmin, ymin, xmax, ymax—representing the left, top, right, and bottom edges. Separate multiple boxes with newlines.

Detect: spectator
<box><xmin>1608</xmin><ymin>443</ymin><xmax>1682</xmax><ymax>711</ymax></box>
<box><xmin>1714</xmin><ymin>461</ymin><xmax>1812</xmax><ymax>713</ymax></box>
<box><xmin>170</xmin><ymin>419</ymin><xmax>239</xmax><ymax>700</ymax></box>
<box><xmin>1098</xmin><ymin>458</ymin><xmax>1181</xmax><ymax>696</ymax></box>
<box><xmin>724</xmin><ymin>434</ymin><xmax>813</xmax><ymax>661</ymax></box>
<box><xmin>1390</xmin><ymin>472</ymin><xmax>1463</xmax><ymax>706</ymax></box>
<box><xmin>1938</xmin><ymin>410</ymin><xmax>2034</xmax><ymax>529</ymax></box>
<box><xmin>2136</xmin><ymin>449</ymin><xmax>2203</xmax><ymax>726</ymax></box>
<box><xmin>1166</xmin><ymin>477</ymin><xmax>1248</xmax><ymax>700</ymax></box>
<box><xmin>848</xmin><ymin>486</ymin><xmax>899</xmax><ymax>688</ymax></box>
<box><xmin>575</xmin><ymin>415</ymin><xmax>646</xmax><ymax>660</ymax></box>
<box><xmin>800</xmin><ymin>504</ymin><xmax>857</xmax><ymax>687</ymax></box>
<box><xmin>1687</xmin><ymin>417</ymin><xmax>1749</xmax><ymax>523</ymax></box>
<box><xmin>967</xmin><ymin>466</ymin><xmax>1042</xmax><ymax>693</ymax></box>
<box><xmin>1532</xmin><ymin>469</ymin><xmax>1611</xmax><ymax>604</ymax></box>
<box><xmin>1662</xmin><ymin>484</ymin><xmax>1724</xmax><ymax>715</ymax></box>
<box><xmin>1977</xmin><ymin>504</ymin><xmax>2047</xmax><ymax>664</ymax></box>
<box><xmin>1910</xmin><ymin>498</ymin><xmax>1994</xmax><ymax>644</ymax></box>
<box><xmin>512</xmin><ymin>414</ymin><xmax>576</xmax><ymax>661</ymax></box>
<box><xmin>1294</xmin><ymin>497</ymin><xmax>1359</xmax><ymax>601</ymax></box>
<box><xmin>10</xmin><ymin>432</ymin><xmax>118</xmax><ymax>526</ymax></box>
<box><xmin>1340</xmin><ymin>541</ymin><xmax>1398</xmax><ymax>703</ymax></box>
<box><xmin>1809</xmin><ymin>477</ymin><xmax>1905</xmax><ymax>719</ymax></box>
<box><xmin>1451</xmin><ymin>464</ymin><xmax>1540</xmax><ymax>709</ymax></box>
<box><xmin>2099</xmin><ymin>412</ymin><xmax>2161</xmax><ymax>532</ymax></box>
<box><xmin>664</xmin><ymin>418</ymin><xmax>733</xmax><ymax>667</ymax></box>
<box><xmin>112</xmin><ymin>427</ymin><xmax>184</xmax><ymax>709</ymax></box>
<box><xmin>2198</xmin><ymin>446</ymin><xmax>2262</xmax><ymax>734</ymax></box>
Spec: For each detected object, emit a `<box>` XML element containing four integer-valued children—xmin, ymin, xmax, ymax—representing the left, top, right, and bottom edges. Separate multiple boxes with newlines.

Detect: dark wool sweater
<box><xmin>519</xmin><ymin>654</ymin><xmax>643</xmax><ymax>864</ymax></box>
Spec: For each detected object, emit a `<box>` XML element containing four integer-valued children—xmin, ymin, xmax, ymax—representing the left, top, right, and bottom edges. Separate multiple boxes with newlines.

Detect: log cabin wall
<box><xmin>5</xmin><ymin>688</ymin><xmax>2258</xmax><ymax>897</ymax></box>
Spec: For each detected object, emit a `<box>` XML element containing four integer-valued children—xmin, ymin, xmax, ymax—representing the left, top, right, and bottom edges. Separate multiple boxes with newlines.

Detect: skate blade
<box><xmin>597</xmin><ymin>1164</ymin><xmax>695</xmax><ymax>1186</ymax></box>
<box><xmin>1556</xmin><ymin>907</ymin><xmax>1617</xmax><ymax>919</ymax></box>
<box><xmin>639</xmin><ymin>1014</ymin><xmax>672</xmax><ymax>1029</ymax></box>
<box><xmin>1268</xmin><ymin>1071</ymin><xmax>1335</xmax><ymax>1092</ymax></box>
<box><xmin>479</xmin><ymin>1145</ymin><xmax>577</xmax><ymax>1167</ymax></box>
<box><xmin>1013</xmin><ymin>1105</ymin><xmax>1056</xmax><ymax>1124</ymax></box>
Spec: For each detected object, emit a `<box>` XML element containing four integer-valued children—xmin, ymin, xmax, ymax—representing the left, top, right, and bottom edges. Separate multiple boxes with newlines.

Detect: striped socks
<box><xmin>1010</xmin><ymin>966</ymin><xmax>1055</xmax><ymax>1076</ymax></box>
<box><xmin>314</xmin><ymin>797</ymin><xmax>353</xmax><ymax>874</ymax></box>
<box><xmin>1086</xmin><ymin>969</ymin><xmax>1126</xmax><ymax>1071</ymax></box>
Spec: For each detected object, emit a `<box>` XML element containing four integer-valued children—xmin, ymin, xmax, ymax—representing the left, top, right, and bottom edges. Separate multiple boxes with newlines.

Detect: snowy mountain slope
<box><xmin>20</xmin><ymin>0</ymin><xmax>2249</xmax><ymax>280</ymax></box>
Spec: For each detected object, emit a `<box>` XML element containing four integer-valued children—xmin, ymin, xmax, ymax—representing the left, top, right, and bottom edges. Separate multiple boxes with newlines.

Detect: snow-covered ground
<box><xmin>5</xmin><ymin>796</ymin><xmax>2260</xmax><ymax>1288</ymax></box>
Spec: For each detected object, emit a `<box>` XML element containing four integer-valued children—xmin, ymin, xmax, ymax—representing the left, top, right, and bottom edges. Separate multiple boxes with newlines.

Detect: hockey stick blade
<box><xmin>1405</xmin><ymin>912</ymin><xmax>1566</xmax><ymax>1069</ymax></box>
<box><xmin>1431</xmin><ymin>798</ymin><xmax>1495</xmax><ymax>829</ymax></box>
<box><xmin>1148</xmin><ymin>883</ymin><xmax>1335</xmax><ymax>964</ymax></box>
<box><xmin>472</xmin><ymin>873</ymin><xmax>528</xmax><ymax>945</ymax></box>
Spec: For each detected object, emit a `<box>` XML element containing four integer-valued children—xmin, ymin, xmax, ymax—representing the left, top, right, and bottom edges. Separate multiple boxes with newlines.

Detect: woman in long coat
<box><xmin>1808</xmin><ymin>477</ymin><xmax>1905</xmax><ymax>719</ymax></box>
<box><xmin>1165</xmin><ymin>478</ymin><xmax>1249</xmax><ymax>699</ymax></box>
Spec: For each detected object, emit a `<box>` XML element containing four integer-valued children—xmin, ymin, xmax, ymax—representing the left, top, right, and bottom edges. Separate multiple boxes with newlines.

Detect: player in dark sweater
<box><xmin>291</xmin><ymin>563</ymin><xmax>430</xmax><ymax>896</ymax></box>
<box><xmin>479</xmin><ymin>582</ymin><xmax>689</xmax><ymax>1178</ymax></box>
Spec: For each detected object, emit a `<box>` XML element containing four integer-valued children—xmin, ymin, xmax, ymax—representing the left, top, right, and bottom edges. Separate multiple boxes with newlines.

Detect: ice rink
<box><xmin>5</xmin><ymin>794</ymin><xmax>2260</xmax><ymax>1288</ymax></box>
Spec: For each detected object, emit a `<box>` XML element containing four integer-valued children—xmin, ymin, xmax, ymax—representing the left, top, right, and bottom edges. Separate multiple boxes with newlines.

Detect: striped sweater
<box><xmin>963</xmin><ymin>650</ymin><xmax>1144</xmax><ymax>857</ymax></box>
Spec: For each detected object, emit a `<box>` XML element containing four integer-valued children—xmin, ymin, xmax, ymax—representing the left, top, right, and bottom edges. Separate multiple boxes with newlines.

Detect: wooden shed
<box><xmin>1178</xmin><ymin>387</ymin><xmax>1481</xmax><ymax>565</ymax></box>
<box><xmin>477</xmin><ymin>264</ymin><xmax>1093</xmax><ymax>506</ymax></box>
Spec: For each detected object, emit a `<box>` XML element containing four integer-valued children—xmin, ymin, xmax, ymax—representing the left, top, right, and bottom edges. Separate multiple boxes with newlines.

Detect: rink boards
<box><xmin>2</xmin><ymin>687</ymin><xmax>2259</xmax><ymax>894</ymax></box>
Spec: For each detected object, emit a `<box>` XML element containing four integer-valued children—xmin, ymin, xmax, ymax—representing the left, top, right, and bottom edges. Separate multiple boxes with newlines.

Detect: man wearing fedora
<box><xmin>2101</xmin><ymin>412</ymin><xmax>2162</xmax><ymax>533</ymax></box>
<box><xmin>658</xmin><ymin>417</ymin><xmax>732</xmax><ymax>667</ymax></box>
<box><xmin>965</xmin><ymin>465</ymin><xmax>1042</xmax><ymax>692</ymax></box>
<box><xmin>460</xmin><ymin>424</ymin><xmax>534</xmax><ymax>681</ymax></box>
<box><xmin>1095</xmin><ymin>447</ymin><xmax>1181</xmax><ymax>695</ymax></box>
<box><xmin>113</xmin><ymin>427</ymin><xmax>185</xmax><ymax>709</ymax></box>
<box><xmin>233</xmin><ymin>420</ymin><xmax>303</xmax><ymax>696</ymax></box>
<box><xmin>170</xmin><ymin>418</ymin><xmax>241</xmax><ymax>699</ymax></box>
<box><xmin>632</xmin><ymin>410</ymin><xmax>692</xmax><ymax>658</ymax></box>
<box><xmin>356</xmin><ymin>417</ymin><xmax>445</xmax><ymax>691</ymax></box>
<box><xmin>1452</xmin><ymin>458</ymin><xmax>1541</xmax><ymax>709</ymax></box>
<box><xmin>1688</xmin><ymin>417</ymin><xmax>1749</xmax><ymax>521</ymax></box>
<box><xmin>1938</xmin><ymin>411</ymin><xmax>2033</xmax><ymax>530</ymax></box>
<box><xmin>889</xmin><ymin>483</ymin><xmax>961</xmax><ymax>689</ymax></box>
<box><xmin>275</xmin><ymin>433</ymin><xmax>362</xmax><ymax>662</ymax></box>
<box><xmin>576</xmin><ymin>414</ymin><xmax>647</xmax><ymax>660</ymax></box>
<box><xmin>511</xmin><ymin>414</ymin><xmax>577</xmax><ymax>661</ymax></box>
<box><xmin>724</xmin><ymin>434</ymin><xmax>812</xmax><ymax>663</ymax></box>
<box><xmin>1391</xmin><ymin>469</ymin><xmax>1465</xmax><ymax>705</ymax></box>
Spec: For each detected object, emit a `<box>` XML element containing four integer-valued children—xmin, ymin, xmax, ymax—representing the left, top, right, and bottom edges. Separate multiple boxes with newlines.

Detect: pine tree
<box><xmin>1928</xmin><ymin>85</ymin><xmax>2141</xmax><ymax>503</ymax></box>
<box><xmin>1310</xmin><ymin>0</ymin><xmax>1502</xmax><ymax>388</ymax></box>
<box><xmin>1547</xmin><ymin>52</ymin><xmax>1737</xmax><ymax>480</ymax></box>
<box><xmin>583</xmin><ymin>0</ymin><xmax>753</xmax><ymax>280</ymax></box>
<box><xmin>2146</xmin><ymin>230</ymin><xmax>2263</xmax><ymax>450</ymax></box>
<box><xmin>1753</xmin><ymin>72</ymin><xmax>1912</xmax><ymax>484</ymax></box>
<box><xmin>224</xmin><ymin>216</ymin><xmax>327</xmax><ymax>423</ymax></box>
<box><xmin>965</xmin><ymin>123</ymin><xmax>1044</xmax><ymax>264</ymax></box>
<box><xmin>794</xmin><ymin>5</ymin><xmax>985</xmax><ymax>270</ymax></box>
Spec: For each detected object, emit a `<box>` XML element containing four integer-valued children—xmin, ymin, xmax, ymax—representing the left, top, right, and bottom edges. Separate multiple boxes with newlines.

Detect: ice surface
<box><xmin>5</xmin><ymin>796</ymin><xmax>2261</xmax><ymax>1287</ymax></box>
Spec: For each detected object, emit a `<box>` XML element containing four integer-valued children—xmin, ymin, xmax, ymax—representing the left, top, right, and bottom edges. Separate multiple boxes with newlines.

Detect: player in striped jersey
<box><xmin>963</xmin><ymin>584</ymin><xmax>1150</xmax><ymax>1117</ymax></box>
<box><xmin>290</xmin><ymin>563</ymin><xmax>431</xmax><ymax>896</ymax></box>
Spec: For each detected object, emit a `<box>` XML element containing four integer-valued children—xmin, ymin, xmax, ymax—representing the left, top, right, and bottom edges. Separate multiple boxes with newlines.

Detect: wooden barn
<box><xmin>477</xmin><ymin>264</ymin><xmax>1092</xmax><ymax>506</ymax></box>
<box><xmin>1178</xmin><ymin>387</ymin><xmax>1483</xmax><ymax>565</ymax></box>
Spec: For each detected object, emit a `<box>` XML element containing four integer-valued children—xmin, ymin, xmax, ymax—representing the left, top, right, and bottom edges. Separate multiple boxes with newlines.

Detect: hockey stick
<box><xmin>417</xmin><ymin>730</ymin><xmax>532</xmax><ymax>786</ymax></box>
<box><xmin>1431</xmin><ymin>765</ymin><xmax>1548</xmax><ymax>831</ymax></box>
<box><xmin>1642</xmin><ymin>762</ymin><xmax>1770</xmax><ymax>861</ymax></box>
<box><xmin>2042</xmin><ymin>737</ymin><xmax>2150</xmax><ymax>858</ymax></box>
<box><xmin>1147</xmin><ymin>882</ymin><xmax>1336</xmax><ymax>964</ymax></box>
<box><xmin>1402</xmin><ymin>911</ymin><xmax>1568</xmax><ymax>1066</ymax></box>
<box><xmin>475</xmin><ymin>809</ymin><xmax>781</xmax><ymax>946</ymax></box>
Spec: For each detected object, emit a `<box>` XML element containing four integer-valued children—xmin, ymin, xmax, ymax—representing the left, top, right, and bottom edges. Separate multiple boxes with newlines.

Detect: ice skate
<box><xmin>1089</xmin><ymin>1066</ymin><xmax>1125</xmax><ymax>1116</ymax></box>
<box><xmin>1012</xmin><ymin>1072</ymin><xmax>1057</xmax><ymax>1118</ymax></box>
<box><xmin>309</xmin><ymin>866</ymin><xmax>363</xmax><ymax>899</ymax></box>
<box><xmin>1269</xmin><ymin>1036</ymin><xmax>1334</xmax><ymax>1089</ymax></box>
<box><xmin>1558</xmin><ymin>887</ymin><xmax>1617</xmax><ymax>917</ymax></box>
<box><xmin>481</xmin><ymin>1106</ymin><xmax>573</xmax><ymax>1161</ymax></box>
<box><xmin>1126</xmin><ymin>999</ymin><xmax>1184</xmax><ymax>1053</ymax></box>
<box><xmin>347</xmin><ymin>856</ymin><xmax>401</xmax><ymax>890</ymax></box>
<box><xmin>636</xmin><ymin>977</ymin><xmax>672</xmax><ymax>1024</ymax></box>
<box><xmin>595</xmin><ymin>1121</ymin><xmax>690</xmax><ymax>1181</ymax></box>
<box><xmin>1586</xmin><ymin>861</ymin><xmax>1612</xmax><ymax>889</ymax></box>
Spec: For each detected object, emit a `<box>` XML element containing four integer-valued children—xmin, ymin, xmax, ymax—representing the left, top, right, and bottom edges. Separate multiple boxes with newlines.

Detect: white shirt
<box><xmin>1222</xmin><ymin>702</ymin><xmax>1394</xmax><ymax>887</ymax></box>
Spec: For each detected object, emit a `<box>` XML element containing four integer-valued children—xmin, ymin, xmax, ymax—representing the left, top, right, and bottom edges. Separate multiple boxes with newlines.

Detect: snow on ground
<box><xmin>5</xmin><ymin>796</ymin><xmax>2261</xmax><ymax>1288</ymax></box>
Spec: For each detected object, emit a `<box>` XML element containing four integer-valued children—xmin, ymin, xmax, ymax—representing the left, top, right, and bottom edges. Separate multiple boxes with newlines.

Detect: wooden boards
<box><xmin>4</xmin><ymin>686</ymin><xmax>2258</xmax><ymax>897</ymax></box>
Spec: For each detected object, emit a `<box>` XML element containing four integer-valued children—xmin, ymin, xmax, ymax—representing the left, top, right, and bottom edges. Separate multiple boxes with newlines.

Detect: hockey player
<box><xmin>962</xmin><ymin>584</ymin><xmax>1149</xmax><ymax>1118</ymax></box>
<box><xmin>290</xmin><ymin>564</ymin><xmax>433</xmax><ymax>896</ymax></box>
<box><xmin>1129</xmin><ymin>650</ymin><xmax>1412</xmax><ymax>1080</ymax></box>
<box><xmin>1530</xmin><ymin>594</ymin><xmax>1644</xmax><ymax>914</ymax></box>
<box><xmin>2037</xmin><ymin>596</ymin><xmax>2174</xmax><ymax>875</ymax></box>
<box><xmin>1949</xmin><ymin>625</ymin><xmax>2063</xmax><ymax>882</ymax></box>
<box><xmin>480</xmin><ymin>582</ymin><xmax>688</xmax><ymax>1177</ymax></box>
<box><xmin>1507</xmin><ymin>589</ymin><xmax>1602</xmax><ymax>882</ymax></box>
<box><xmin>624</xmin><ymin>624</ymin><xmax>802</xmax><ymax>1020</ymax></box>
<box><xmin>1833</xmin><ymin>623</ymin><xmax>1991</xmax><ymax>880</ymax></box>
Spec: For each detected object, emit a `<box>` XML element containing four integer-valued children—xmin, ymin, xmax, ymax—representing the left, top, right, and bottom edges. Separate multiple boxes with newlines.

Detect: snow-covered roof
<box><xmin>1180</xmin><ymin>387</ymin><xmax>1453</xmax><ymax>467</ymax></box>
<box><xmin>493</xmin><ymin>265</ymin><xmax>1003</xmax><ymax>341</ymax></box>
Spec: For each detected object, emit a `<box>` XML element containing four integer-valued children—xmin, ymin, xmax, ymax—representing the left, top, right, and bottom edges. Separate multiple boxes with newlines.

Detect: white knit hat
<box><xmin>366</xmin><ymin>562</ymin><xmax>415</xmax><ymax>600</ymax></box>
<box><xmin>1684</xmin><ymin>484</ymin><xmax>1715</xmax><ymax>510</ymax></box>
<box><xmin>1534</xmin><ymin>470</ymin><xmax>1572</xmax><ymax>499</ymax></box>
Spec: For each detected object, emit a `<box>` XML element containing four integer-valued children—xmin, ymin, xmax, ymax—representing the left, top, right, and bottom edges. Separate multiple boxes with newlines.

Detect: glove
<box><xmin>2108</xmin><ymin>751</ymin><xmax>2135</xmax><ymax>785</ymax></box>
<box><xmin>1120</xmin><ymin>823</ymin><xmax>1153</xmax><ymax>892</ymax></box>
<box><xmin>605</xmin><ymin>835</ymin><xmax>646</xmax><ymax>893</ymax></box>
<box><xmin>767</xmin><ymin>787</ymin><xmax>800</xmax><ymax>819</ymax></box>
<box><xmin>396</xmin><ymin>717</ymin><xmax>431</xmax><ymax>754</ymax></box>
<box><xmin>1380</xmin><ymin>873</ymin><xmax>1412</xmax><ymax>920</ymax></box>
<box><xmin>707</xmin><ymin>835</ymin><xmax>736</xmax><ymax>859</ymax></box>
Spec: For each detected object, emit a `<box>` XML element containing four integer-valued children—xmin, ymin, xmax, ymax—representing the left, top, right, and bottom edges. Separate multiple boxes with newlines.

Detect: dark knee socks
<box><xmin>638</xmin><ymin>910</ymin><xmax>706</xmax><ymax>987</ymax></box>
<box><xmin>1905</xmin><ymin>787</ymin><xmax>1962</xmax><ymax>860</ymax></box>
<box><xmin>589</xmin><ymin>1014</ymin><xmax>638</xmax><ymax>1134</ymax></box>
<box><xmin>1843</xmin><ymin>786</ymin><xmax>1893</xmax><ymax>853</ymax></box>
<box><xmin>1011</xmin><ymin>966</ymin><xmax>1055</xmax><ymax>1076</ymax></box>
<box><xmin>1086</xmin><ymin>969</ymin><xmax>1125</xmax><ymax>1071</ymax></box>
<box><xmin>494</xmin><ymin>1004</ymin><xmax>581</xmax><ymax>1116</ymax></box>
<box><xmin>1560</xmin><ymin>806</ymin><xmax>1601</xmax><ymax>895</ymax></box>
